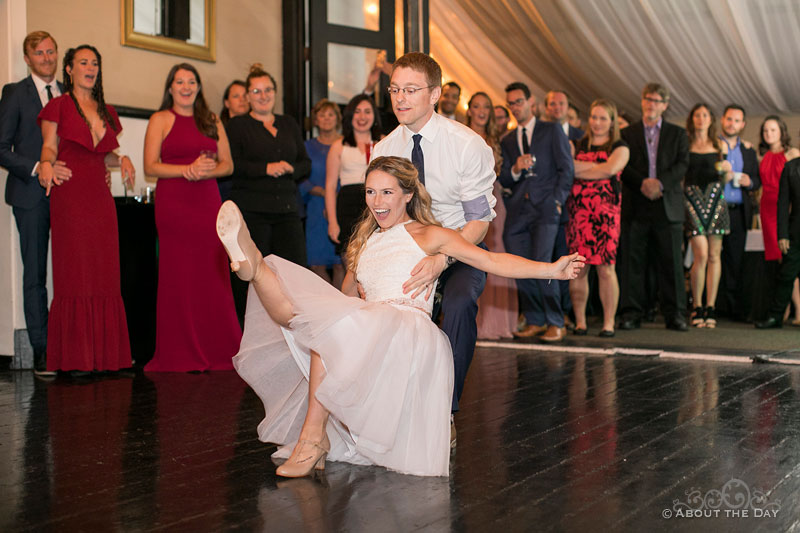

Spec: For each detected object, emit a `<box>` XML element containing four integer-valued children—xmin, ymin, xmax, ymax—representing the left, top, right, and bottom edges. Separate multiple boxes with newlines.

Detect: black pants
<box><xmin>231</xmin><ymin>211</ymin><xmax>307</xmax><ymax>326</ymax></box>
<box><xmin>767</xmin><ymin>239</ymin><xmax>800</xmax><ymax>319</ymax></box>
<box><xmin>618</xmin><ymin>209</ymin><xmax>686</xmax><ymax>321</ymax></box>
<box><xmin>13</xmin><ymin>200</ymin><xmax>50</xmax><ymax>359</ymax></box>
<box><xmin>720</xmin><ymin>204</ymin><xmax>747</xmax><ymax>319</ymax></box>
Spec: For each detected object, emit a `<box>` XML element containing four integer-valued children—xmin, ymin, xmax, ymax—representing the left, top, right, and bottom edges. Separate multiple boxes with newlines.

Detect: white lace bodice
<box><xmin>356</xmin><ymin>222</ymin><xmax>435</xmax><ymax>315</ymax></box>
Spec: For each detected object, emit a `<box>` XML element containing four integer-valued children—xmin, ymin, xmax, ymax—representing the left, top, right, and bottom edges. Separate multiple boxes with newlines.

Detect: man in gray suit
<box><xmin>0</xmin><ymin>31</ymin><xmax>64</xmax><ymax>376</ymax></box>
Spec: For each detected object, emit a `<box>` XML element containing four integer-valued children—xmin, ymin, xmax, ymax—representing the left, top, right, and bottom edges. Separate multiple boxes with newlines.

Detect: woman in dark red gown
<box><xmin>38</xmin><ymin>45</ymin><xmax>135</xmax><ymax>373</ymax></box>
<box><xmin>143</xmin><ymin>63</ymin><xmax>241</xmax><ymax>372</ymax></box>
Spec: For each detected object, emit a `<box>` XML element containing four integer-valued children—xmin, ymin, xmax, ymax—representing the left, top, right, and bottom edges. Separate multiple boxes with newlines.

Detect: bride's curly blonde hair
<box><xmin>344</xmin><ymin>156</ymin><xmax>440</xmax><ymax>271</ymax></box>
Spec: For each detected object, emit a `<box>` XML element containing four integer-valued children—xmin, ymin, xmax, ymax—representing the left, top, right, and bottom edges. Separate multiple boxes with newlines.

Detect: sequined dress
<box><xmin>684</xmin><ymin>152</ymin><xmax>730</xmax><ymax>236</ymax></box>
<box><xmin>233</xmin><ymin>221</ymin><xmax>454</xmax><ymax>476</ymax></box>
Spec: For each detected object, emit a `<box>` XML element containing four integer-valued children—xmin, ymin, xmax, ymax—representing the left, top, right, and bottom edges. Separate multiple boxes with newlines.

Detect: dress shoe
<box><xmin>598</xmin><ymin>329</ymin><xmax>615</xmax><ymax>338</ymax></box>
<box><xmin>276</xmin><ymin>434</ymin><xmax>330</xmax><ymax>478</ymax></box>
<box><xmin>216</xmin><ymin>200</ymin><xmax>264</xmax><ymax>281</ymax></box>
<box><xmin>539</xmin><ymin>325</ymin><xmax>566</xmax><ymax>343</ymax></box>
<box><xmin>514</xmin><ymin>324</ymin><xmax>547</xmax><ymax>338</ymax></box>
<box><xmin>33</xmin><ymin>355</ymin><xmax>56</xmax><ymax>378</ymax></box>
<box><xmin>666</xmin><ymin>317</ymin><xmax>688</xmax><ymax>331</ymax></box>
<box><xmin>755</xmin><ymin>316</ymin><xmax>782</xmax><ymax>329</ymax></box>
<box><xmin>643</xmin><ymin>307</ymin><xmax>657</xmax><ymax>323</ymax></box>
<box><xmin>572</xmin><ymin>327</ymin><xmax>588</xmax><ymax>336</ymax></box>
<box><xmin>618</xmin><ymin>318</ymin><xmax>641</xmax><ymax>330</ymax></box>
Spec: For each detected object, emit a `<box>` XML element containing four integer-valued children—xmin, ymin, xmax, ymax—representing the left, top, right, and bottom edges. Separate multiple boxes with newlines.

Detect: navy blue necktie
<box><xmin>412</xmin><ymin>134</ymin><xmax>425</xmax><ymax>184</ymax></box>
<box><xmin>521</xmin><ymin>127</ymin><xmax>529</xmax><ymax>154</ymax></box>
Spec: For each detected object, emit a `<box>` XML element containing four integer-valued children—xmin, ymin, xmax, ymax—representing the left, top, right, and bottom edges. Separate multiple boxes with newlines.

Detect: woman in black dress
<box><xmin>226</xmin><ymin>64</ymin><xmax>311</xmax><ymax>322</ymax></box>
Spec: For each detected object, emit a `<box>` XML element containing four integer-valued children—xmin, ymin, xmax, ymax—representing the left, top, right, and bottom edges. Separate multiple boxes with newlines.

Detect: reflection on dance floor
<box><xmin>2</xmin><ymin>348</ymin><xmax>799</xmax><ymax>531</ymax></box>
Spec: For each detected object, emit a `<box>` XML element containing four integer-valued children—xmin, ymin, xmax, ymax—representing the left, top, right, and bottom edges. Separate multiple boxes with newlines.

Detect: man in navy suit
<box><xmin>0</xmin><ymin>31</ymin><xmax>63</xmax><ymax>376</ymax></box>
<box><xmin>499</xmin><ymin>82</ymin><xmax>573</xmax><ymax>342</ymax></box>
<box><xmin>544</xmin><ymin>90</ymin><xmax>583</xmax><ymax>328</ymax></box>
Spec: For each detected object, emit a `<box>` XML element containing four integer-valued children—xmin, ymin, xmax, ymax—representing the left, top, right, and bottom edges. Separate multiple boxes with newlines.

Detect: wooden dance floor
<box><xmin>1</xmin><ymin>346</ymin><xmax>798</xmax><ymax>532</ymax></box>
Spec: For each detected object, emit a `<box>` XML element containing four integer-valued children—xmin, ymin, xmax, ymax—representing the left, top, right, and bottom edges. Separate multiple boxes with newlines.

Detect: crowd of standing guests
<box><xmin>3</xmin><ymin>31</ymin><xmax>799</xmax><ymax>381</ymax></box>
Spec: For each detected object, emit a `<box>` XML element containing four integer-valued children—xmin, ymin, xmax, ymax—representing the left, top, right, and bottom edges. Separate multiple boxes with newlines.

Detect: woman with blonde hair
<box><xmin>216</xmin><ymin>156</ymin><xmax>584</xmax><ymax>478</ymax></box>
<box><xmin>467</xmin><ymin>91</ymin><xmax>517</xmax><ymax>339</ymax></box>
<box><xmin>567</xmin><ymin>99</ymin><xmax>629</xmax><ymax>336</ymax></box>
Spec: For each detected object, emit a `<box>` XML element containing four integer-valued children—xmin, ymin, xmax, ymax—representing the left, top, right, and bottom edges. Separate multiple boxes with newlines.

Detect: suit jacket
<box><xmin>620</xmin><ymin>120</ymin><xmax>689</xmax><ymax>223</ymax></box>
<box><xmin>567</xmin><ymin>124</ymin><xmax>584</xmax><ymax>142</ymax></box>
<box><xmin>0</xmin><ymin>76</ymin><xmax>63</xmax><ymax>209</ymax></box>
<box><xmin>498</xmin><ymin>120</ymin><xmax>573</xmax><ymax>225</ymax></box>
<box><xmin>738</xmin><ymin>143</ymin><xmax>761</xmax><ymax>227</ymax></box>
<box><xmin>777</xmin><ymin>158</ymin><xmax>800</xmax><ymax>241</ymax></box>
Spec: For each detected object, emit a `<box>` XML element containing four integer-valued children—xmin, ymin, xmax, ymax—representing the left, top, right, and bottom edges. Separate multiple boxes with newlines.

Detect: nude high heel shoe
<box><xmin>276</xmin><ymin>434</ymin><xmax>330</xmax><ymax>478</ymax></box>
<box><xmin>216</xmin><ymin>200</ymin><xmax>263</xmax><ymax>281</ymax></box>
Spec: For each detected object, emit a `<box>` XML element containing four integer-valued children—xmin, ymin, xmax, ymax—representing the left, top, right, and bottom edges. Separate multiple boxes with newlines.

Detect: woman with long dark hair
<box><xmin>758</xmin><ymin>115</ymin><xmax>800</xmax><ymax>324</ymax></box>
<box><xmin>226</xmin><ymin>64</ymin><xmax>311</xmax><ymax>323</ymax></box>
<box><xmin>684</xmin><ymin>103</ymin><xmax>730</xmax><ymax>328</ymax></box>
<box><xmin>38</xmin><ymin>45</ymin><xmax>135</xmax><ymax>374</ymax></box>
<box><xmin>218</xmin><ymin>80</ymin><xmax>248</xmax><ymax>201</ymax></box>
<box><xmin>142</xmin><ymin>63</ymin><xmax>240</xmax><ymax>371</ymax></box>
<box><xmin>325</xmin><ymin>94</ymin><xmax>382</xmax><ymax>262</ymax></box>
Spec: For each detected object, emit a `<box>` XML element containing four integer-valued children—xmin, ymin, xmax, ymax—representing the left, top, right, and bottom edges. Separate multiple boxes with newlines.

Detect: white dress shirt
<box><xmin>511</xmin><ymin>116</ymin><xmax>536</xmax><ymax>181</ymax></box>
<box><xmin>372</xmin><ymin>112</ymin><xmax>496</xmax><ymax>230</ymax></box>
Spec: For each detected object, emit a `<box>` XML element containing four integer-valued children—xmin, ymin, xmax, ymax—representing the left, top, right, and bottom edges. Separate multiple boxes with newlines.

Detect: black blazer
<box><xmin>621</xmin><ymin>120</ymin><xmax>689</xmax><ymax>223</ymax></box>
<box><xmin>498</xmin><ymin>120</ymin><xmax>573</xmax><ymax>224</ymax></box>
<box><xmin>738</xmin><ymin>144</ymin><xmax>761</xmax><ymax>227</ymax></box>
<box><xmin>777</xmin><ymin>158</ymin><xmax>800</xmax><ymax>242</ymax></box>
<box><xmin>0</xmin><ymin>76</ymin><xmax>63</xmax><ymax>209</ymax></box>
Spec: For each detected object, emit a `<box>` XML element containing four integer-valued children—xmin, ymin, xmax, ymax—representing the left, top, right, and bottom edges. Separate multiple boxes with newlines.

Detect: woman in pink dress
<box><xmin>38</xmin><ymin>45</ymin><xmax>135</xmax><ymax>374</ymax></box>
<box><xmin>143</xmin><ymin>63</ymin><xmax>241</xmax><ymax>371</ymax></box>
<box><xmin>758</xmin><ymin>116</ymin><xmax>800</xmax><ymax>324</ymax></box>
<box><xmin>467</xmin><ymin>92</ymin><xmax>518</xmax><ymax>339</ymax></box>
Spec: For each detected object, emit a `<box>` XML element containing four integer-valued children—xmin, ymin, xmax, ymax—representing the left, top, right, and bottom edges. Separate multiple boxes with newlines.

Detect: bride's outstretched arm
<box><xmin>416</xmin><ymin>225</ymin><xmax>585</xmax><ymax>280</ymax></box>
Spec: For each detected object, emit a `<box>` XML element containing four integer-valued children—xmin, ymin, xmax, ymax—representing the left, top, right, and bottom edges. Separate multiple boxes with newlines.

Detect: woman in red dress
<box><xmin>758</xmin><ymin>116</ymin><xmax>800</xmax><ymax>324</ymax></box>
<box><xmin>143</xmin><ymin>63</ymin><xmax>241</xmax><ymax>371</ymax></box>
<box><xmin>467</xmin><ymin>92</ymin><xmax>518</xmax><ymax>339</ymax></box>
<box><xmin>38</xmin><ymin>45</ymin><xmax>135</xmax><ymax>374</ymax></box>
<box><xmin>566</xmin><ymin>99</ymin><xmax>629</xmax><ymax>337</ymax></box>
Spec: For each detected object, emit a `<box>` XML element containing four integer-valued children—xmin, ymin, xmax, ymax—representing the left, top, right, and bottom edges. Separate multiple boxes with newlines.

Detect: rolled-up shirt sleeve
<box><xmin>458</xmin><ymin>135</ymin><xmax>496</xmax><ymax>223</ymax></box>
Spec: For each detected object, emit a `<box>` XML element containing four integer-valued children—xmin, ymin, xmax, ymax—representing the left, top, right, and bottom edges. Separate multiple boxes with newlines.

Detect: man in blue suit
<box><xmin>499</xmin><ymin>82</ymin><xmax>574</xmax><ymax>342</ymax></box>
<box><xmin>0</xmin><ymin>31</ymin><xmax>63</xmax><ymax>376</ymax></box>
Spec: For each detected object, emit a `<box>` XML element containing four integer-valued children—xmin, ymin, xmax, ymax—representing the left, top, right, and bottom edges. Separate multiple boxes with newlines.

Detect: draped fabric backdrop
<box><xmin>430</xmin><ymin>0</ymin><xmax>800</xmax><ymax>123</ymax></box>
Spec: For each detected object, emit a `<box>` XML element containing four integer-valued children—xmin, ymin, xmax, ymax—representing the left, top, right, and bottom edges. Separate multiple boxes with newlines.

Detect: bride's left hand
<box><xmin>554</xmin><ymin>253</ymin><xmax>585</xmax><ymax>280</ymax></box>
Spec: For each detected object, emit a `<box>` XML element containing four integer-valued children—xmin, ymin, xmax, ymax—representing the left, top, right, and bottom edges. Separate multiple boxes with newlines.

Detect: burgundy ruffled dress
<box><xmin>38</xmin><ymin>95</ymin><xmax>131</xmax><ymax>371</ymax></box>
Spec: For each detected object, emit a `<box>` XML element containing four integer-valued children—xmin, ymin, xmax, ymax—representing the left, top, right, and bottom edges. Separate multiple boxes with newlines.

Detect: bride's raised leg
<box><xmin>277</xmin><ymin>349</ymin><xmax>331</xmax><ymax>478</ymax></box>
<box><xmin>216</xmin><ymin>201</ymin><xmax>293</xmax><ymax>326</ymax></box>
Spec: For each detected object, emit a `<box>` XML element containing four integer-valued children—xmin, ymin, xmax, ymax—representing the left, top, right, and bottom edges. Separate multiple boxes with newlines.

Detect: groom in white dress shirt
<box><xmin>371</xmin><ymin>52</ymin><xmax>496</xmax><ymax>427</ymax></box>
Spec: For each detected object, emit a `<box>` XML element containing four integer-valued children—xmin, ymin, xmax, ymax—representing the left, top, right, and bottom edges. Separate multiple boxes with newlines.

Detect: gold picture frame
<box><xmin>121</xmin><ymin>0</ymin><xmax>216</xmax><ymax>62</ymax></box>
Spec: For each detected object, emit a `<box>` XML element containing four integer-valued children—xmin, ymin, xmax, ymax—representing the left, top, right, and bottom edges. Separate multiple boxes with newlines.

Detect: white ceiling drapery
<box><xmin>430</xmin><ymin>0</ymin><xmax>800</xmax><ymax>120</ymax></box>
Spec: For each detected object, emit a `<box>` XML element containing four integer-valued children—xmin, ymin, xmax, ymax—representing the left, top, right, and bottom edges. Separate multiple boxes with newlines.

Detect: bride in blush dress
<box><xmin>216</xmin><ymin>156</ymin><xmax>584</xmax><ymax>477</ymax></box>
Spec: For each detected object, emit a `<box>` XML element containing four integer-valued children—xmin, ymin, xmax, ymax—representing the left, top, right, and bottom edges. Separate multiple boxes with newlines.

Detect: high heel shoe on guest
<box><xmin>691</xmin><ymin>306</ymin><xmax>705</xmax><ymax>328</ymax></box>
<box><xmin>276</xmin><ymin>434</ymin><xmax>331</xmax><ymax>478</ymax></box>
<box><xmin>216</xmin><ymin>200</ymin><xmax>263</xmax><ymax>281</ymax></box>
<box><xmin>703</xmin><ymin>307</ymin><xmax>717</xmax><ymax>329</ymax></box>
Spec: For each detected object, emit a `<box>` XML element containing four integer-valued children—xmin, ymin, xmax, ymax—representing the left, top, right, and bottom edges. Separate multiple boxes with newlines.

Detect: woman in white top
<box><xmin>216</xmin><ymin>156</ymin><xmax>584</xmax><ymax>478</ymax></box>
<box><xmin>325</xmin><ymin>94</ymin><xmax>383</xmax><ymax>261</ymax></box>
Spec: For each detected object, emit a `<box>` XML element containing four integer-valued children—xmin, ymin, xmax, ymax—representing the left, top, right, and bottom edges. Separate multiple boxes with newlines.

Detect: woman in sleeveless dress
<box><xmin>758</xmin><ymin>116</ymin><xmax>800</xmax><ymax>325</ymax></box>
<box><xmin>684</xmin><ymin>104</ymin><xmax>730</xmax><ymax>329</ymax></box>
<box><xmin>143</xmin><ymin>63</ymin><xmax>241</xmax><ymax>372</ymax></box>
<box><xmin>325</xmin><ymin>94</ymin><xmax>382</xmax><ymax>262</ymax></box>
<box><xmin>217</xmin><ymin>156</ymin><xmax>584</xmax><ymax>477</ymax></box>
<box><xmin>38</xmin><ymin>45</ymin><xmax>135</xmax><ymax>374</ymax></box>
<box><xmin>302</xmin><ymin>99</ymin><xmax>344</xmax><ymax>286</ymax></box>
<box><xmin>567</xmin><ymin>99</ymin><xmax>629</xmax><ymax>337</ymax></box>
<box><xmin>466</xmin><ymin>92</ymin><xmax>517</xmax><ymax>339</ymax></box>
